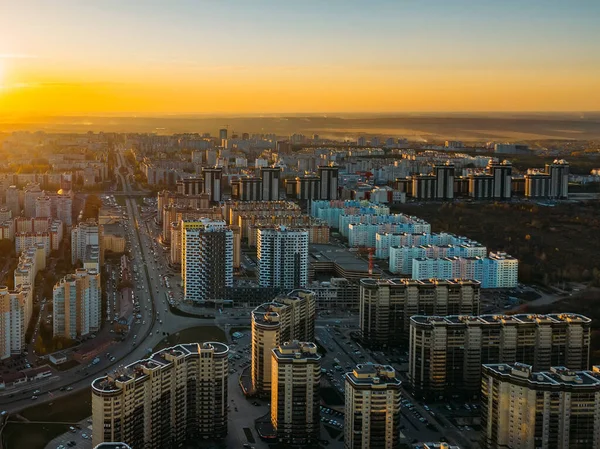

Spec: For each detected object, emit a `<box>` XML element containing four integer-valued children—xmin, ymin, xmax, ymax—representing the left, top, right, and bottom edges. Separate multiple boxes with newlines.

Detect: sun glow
<box><xmin>0</xmin><ymin>60</ymin><xmax>5</xmax><ymax>89</ymax></box>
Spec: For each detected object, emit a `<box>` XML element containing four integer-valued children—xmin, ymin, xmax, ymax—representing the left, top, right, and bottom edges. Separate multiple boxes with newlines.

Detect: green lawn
<box><xmin>19</xmin><ymin>387</ymin><xmax>92</xmax><ymax>423</ymax></box>
<box><xmin>2</xmin><ymin>422</ymin><xmax>71</xmax><ymax>449</ymax></box>
<box><xmin>153</xmin><ymin>325</ymin><xmax>227</xmax><ymax>352</ymax></box>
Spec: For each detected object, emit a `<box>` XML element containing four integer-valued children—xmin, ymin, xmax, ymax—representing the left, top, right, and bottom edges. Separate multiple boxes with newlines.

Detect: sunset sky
<box><xmin>0</xmin><ymin>0</ymin><xmax>598</xmax><ymax>116</ymax></box>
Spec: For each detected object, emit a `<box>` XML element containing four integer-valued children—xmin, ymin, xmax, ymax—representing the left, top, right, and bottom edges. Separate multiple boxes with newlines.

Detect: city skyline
<box><xmin>0</xmin><ymin>1</ymin><xmax>599</xmax><ymax>116</ymax></box>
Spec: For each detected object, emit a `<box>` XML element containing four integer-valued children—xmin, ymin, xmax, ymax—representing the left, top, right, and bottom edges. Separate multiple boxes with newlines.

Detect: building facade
<box><xmin>92</xmin><ymin>342</ymin><xmax>228</xmax><ymax>448</ymax></box>
<box><xmin>359</xmin><ymin>278</ymin><xmax>480</xmax><ymax>346</ymax></box>
<box><xmin>251</xmin><ymin>290</ymin><xmax>316</xmax><ymax>395</ymax></box>
<box><xmin>344</xmin><ymin>364</ymin><xmax>402</xmax><ymax>449</ymax></box>
<box><xmin>53</xmin><ymin>268</ymin><xmax>101</xmax><ymax>339</ymax></box>
<box><xmin>71</xmin><ymin>219</ymin><xmax>99</xmax><ymax>264</ymax></box>
<box><xmin>257</xmin><ymin>226</ymin><xmax>309</xmax><ymax>289</ymax></box>
<box><xmin>481</xmin><ymin>363</ymin><xmax>600</xmax><ymax>449</ymax></box>
<box><xmin>271</xmin><ymin>341</ymin><xmax>321</xmax><ymax>446</ymax></box>
<box><xmin>0</xmin><ymin>285</ymin><xmax>31</xmax><ymax>359</ymax></box>
<box><xmin>409</xmin><ymin>313</ymin><xmax>591</xmax><ymax>397</ymax></box>
<box><xmin>181</xmin><ymin>220</ymin><xmax>232</xmax><ymax>303</ymax></box>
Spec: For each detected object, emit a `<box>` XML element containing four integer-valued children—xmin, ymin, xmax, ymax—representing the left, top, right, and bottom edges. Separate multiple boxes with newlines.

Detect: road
<box><xmin>0</xmin><ymin>151</ymin><xmax>199</xmax><ymax>414</ymax></box>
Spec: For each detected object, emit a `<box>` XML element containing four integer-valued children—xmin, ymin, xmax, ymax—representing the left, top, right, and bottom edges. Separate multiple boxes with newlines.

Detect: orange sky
<box><xmin>1</xmin><ymin>1</ymin><xmax>599</xmax><ymax>116</ymax></box>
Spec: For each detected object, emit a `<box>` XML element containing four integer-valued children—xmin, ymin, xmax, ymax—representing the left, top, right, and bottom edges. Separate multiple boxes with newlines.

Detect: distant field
<box><xmin>1</xmin><ymin>114</ymin><xmax>599</xmax><ymax>140</ymax></box>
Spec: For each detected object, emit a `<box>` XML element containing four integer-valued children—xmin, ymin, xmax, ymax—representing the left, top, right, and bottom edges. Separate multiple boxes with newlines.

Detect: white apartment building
<box><xmin>92</xmin><ymin>342</ymin><xmax>229</xmax><ymax>448</ymax></box>
<box><xmin>271</xmin><ymin>341</ymin><xmax>321</xmax><ymax>446</ymax></box>
<box><xmin>15</xmin><ymin>232</ymin><xmax>51</xmax><ymax>257</ymax></box>
<box><xmin>35</xmin><ymin>195</ymin><xmax>52</xmax><ymax>218</ymax></box>
<box><xmin>71</xmin><ymin>219</ymin><xmax>99</xmax><ymax>264</ymax></box>
<box><xmin>375</xmin><ymin>232</ymin><xmax>430</xmax><ymax>259</ymax></box>
<box><xmin>257</xmin><ymin>226</ymin><xmax>308</xmax><ymax>289</ymax></box>
<box><xmin>53</xmin><ymin>268</ymin><xmax>101</xmax><ymax>339</ymax></box>
<box><xmin>348</xmin><ymin>220</ymin><xmax>431</xmax><ymax>248</ymax></box>
<box><xmin>412</xmin><ymin>252</ymin><xmax>518</xmax><ymax>288</ymax></box>
<box><xmin>481</xmin><ymin>363</ymin><xmax>600</xmax><ymax>449</ymax></box>
<box><xmin>0</xmin><ymin>285</ymin><xmax>31</xmax><ymax>359</ymax></box>
<box><xmin>340</xmin><ymin>213</ymin><xmax>429</xmax><ymax>238</ymax></box>
<box><xmin>344</xmin><ymin>364</ymin><xmax>402</xmax><ymax>449</ymax></box>
<box><xmin>390</xmin><ymin>243</ymin><xmax>487</xmax><ymax>274</ymax></box>
<box><xmin>181</xmin><ymin>219</ymin><xmax>232</xmax><ymax>302</ymax></box>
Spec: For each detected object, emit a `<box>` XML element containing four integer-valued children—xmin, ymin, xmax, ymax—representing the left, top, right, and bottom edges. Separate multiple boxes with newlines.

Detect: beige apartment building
<box><xmin>0</xmin><ymin>285</ymin><xmax>31</xmax><ymax>359</ymax></box>
<box><xmin>92</xmin><ymin>342</ymin><xmax>228</xmax><ymax>449</ymax></box>
<box><xmin>53</xmin><ymin>268</ymin><xmax>101</xmax><ymax>339</ymax></box>
<box><xmin>251</xmin><ymin>290</ymin><xmax>315</xmax><ymax>395</ymax></box>
<box><xmin>271</xmin><ymin>341</ymin><xmax>321</xmax><ymax>446</ymax></box>
<box><xmin>409</xmin><ymin>313</ymin><xmax>591</xmax><ymax>397</ymax></box>
<box><xmin>359</xmin><ymin>278</ymin><xmax>480</xmax><ymax>346</ymax></box>
<box><xmin>344</xmin><ymin>363</ymin><xmax>402</xmax><ymax>449</ymax></box>
<box><xmin>481</xmin><ymin>363</ymin><xmax>600</xmax><ymax>449</ymax></box>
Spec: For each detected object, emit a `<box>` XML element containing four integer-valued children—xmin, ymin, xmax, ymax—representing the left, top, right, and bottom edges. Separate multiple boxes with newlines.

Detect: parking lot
<box><xmin>45</xmin><ymin>417</ymin><xmax>93</xmax><ymax>449</ymax></box>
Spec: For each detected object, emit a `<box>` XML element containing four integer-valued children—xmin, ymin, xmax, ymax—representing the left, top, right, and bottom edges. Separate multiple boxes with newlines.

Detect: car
<box><xmin>82</xmin><ymin>433</ymin><xmax>88</xmax><ymax>439</ymax></box>
<box><xmin>66</xmin><ymin>386</ymin><xmax>73</xmax><ymax>391</ymax></box>
<box><xmin>31</xmin><ymin>395</ymin><xmax>38</xmax><ymax>400</ymax></box>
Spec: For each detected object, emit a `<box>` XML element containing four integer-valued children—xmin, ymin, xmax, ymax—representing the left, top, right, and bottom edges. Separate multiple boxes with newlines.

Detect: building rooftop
<box><xmin>272</xmin><ymin>341</ymin><xmax>320</xmax><ymax>361</ymax></box>
<box><xmin>346</xmin><ymin>363</ymin><xmax>401</xmax><ymax>388</ymax></box>
<box><xmin>410</xmin><ymin>313</ymin><xmax>591</xmax><ymax>327</ymax></box>
<box><xmin>360</xmin><ymin>278</ymin><xmax>480</xmax><ymax>288</ymax></box>
<box><xmin>94</xmin><ymin>443</ymin><xmax>132</xmax><ymax>449</ymax></box>
<box><xmin>92</xmin><ymin>342</ymin><xmax>228</xmax><ymax>394</ymax></box>
<box><xmin>483</xmin><ymin>363</ymin><xmax>600</xmax><ymax>389</ymax></box>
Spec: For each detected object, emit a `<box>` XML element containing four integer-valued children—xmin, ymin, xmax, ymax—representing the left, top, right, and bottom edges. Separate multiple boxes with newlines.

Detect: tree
<box><xmin>82</xmin><ymin>194</ymin><xmax>103</xmax><ymax>220</ymax></box>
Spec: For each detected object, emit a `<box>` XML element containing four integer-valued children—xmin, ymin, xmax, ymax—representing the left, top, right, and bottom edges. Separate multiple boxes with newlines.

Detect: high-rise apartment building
<box><xmin>271</xmin><ymin>341</ymin><xmax>321</xmax><ymax>446</ymax></box>
<box><xmin>5</xmin><ymin>185</ymin><xmax>20</xmax><ymax>217</ymax></box>
<box><xmin>481</xmin><ymin>363</ymin><xmax>600</xmax><ymax>449</ymax></box>
<box><xmin>55</xmin><ymin>192</ymin><xmax>73</xmax><ymax>226</ymax></box>
<box><xmin>487</xmin><ymin>161</ymin><xmax>512</xmax><ymax>200</ymax></box>
<box><xmin>0</xmin><ymin>285</ymin><xmax>31</xmax><ymax>359</ymax></box>
<box><xmin>344</xmin><ymin>363</ymin><xmax>402</xmax><ymax>449</ymax></box>
<box><xmin>219</xmin><ymin>128</ymin><xmax>228</xmax><ymax>142</ymax></box>
<box><xmin>181</xmin><ymin>219</ymin><xmax>232</xmax><ymax>302</ymax></box>
<box><xmin>35</xmin><ymin>195</ymin><xmax>52</xmax><ymax>218</ymax></box>
<box><xmin>23</xmin><ymin>183</ymin><xmax>43</xmax><ymax>218</ymax></box>
<box><xmin>176</xmin><ymin>177</ymin><xmax>203</xmax><ymax>196</ymax></box>
<box><xmin>234</xmin><ymin>177</ymin><xmax>262</xmax><ymax>201</ymax></box>
<box><xmin>202</xmin><ymin>167</ymin><xmax>222</xmax><ymax>203</ymax></box>
<box><xmin>251</xmin><ymin>290</ymin><xmax>316</xmax><ymax>395</ymax></box>
<box><xmin>257</xmin><ymin>226</ymin><xmax>308</xmax><ymax>289</ymax></box>
<box><xmin>318</xmin><ymin>165</ymin><xmax>339</xmax><ymax>200</ymax></box>
<box><xmin>92</xmin><ymin>342</ymin><xmax>229</xmax><ymax>448</ymax></box>
<box><xmin>546</xmin><ymin>159</ymin><xmax>569</xmax><ymax>199</ymax></box>
<box><xmin>524</xmin><ymin>171</ymin><xmax>551</xmax><ymax>198</ymax></box>
<box><xmin>71</xmin><ymin>219</ymin><xmax>99</xmax><ymax>264</ymax></box>
<box><xmin>433</xmin><ymin>164</ymin><xmax>454</xmax><ymax>200</ymax></box>
<box><xmin>359</xmin><ymin>278</ymin><xmax>480</xmax><ymax>346</ymax></box>
<box><xmin>409</xmin><ymin>313</ymin><xmax>591</xmax><ymax>397</ymax></box>
<box><xmin>53</xmin><ymin>268</ymin><xmax>101</xmax><ymax>339</ymax></box>
<box><xmin>260</xmin><ymin>166</ymin><xmax>282</xmax><ymax>201</ymax></box>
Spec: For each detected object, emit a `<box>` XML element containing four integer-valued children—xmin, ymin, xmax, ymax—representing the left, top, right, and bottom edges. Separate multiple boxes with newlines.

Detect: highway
<box><xmin>0</xmin><ymin>151</ymin><xmax>198</xmax><ymax>414</ymax></box>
